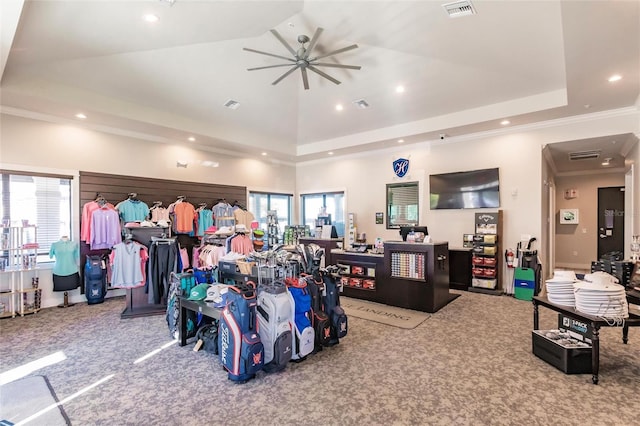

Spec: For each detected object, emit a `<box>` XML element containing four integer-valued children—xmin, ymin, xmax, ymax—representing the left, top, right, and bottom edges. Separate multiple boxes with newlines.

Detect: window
<box><xmin>301</xmin><ymin>192</ymin><xmax>345</xmax><ymax>237</ymax></box>
<box><xmin>1</xmin><ymin>172</ymin><xmax>73</xmax><ymax>263</ymax></box>
<box><xmin>248</xmin><ymin>192</ymin><xmax>292</xmax><ymax>234</ymax></box>
<box><xmin>387</xmin><ymin>182</ymin><xmax>419</xmax><ymax>229</ymax></box>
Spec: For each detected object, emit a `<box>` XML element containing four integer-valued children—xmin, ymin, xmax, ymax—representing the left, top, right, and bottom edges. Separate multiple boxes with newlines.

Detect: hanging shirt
<box><xmin>81</xmin><ymin>200</ymin><xmax>116</xmax><ymax>242</ymax></box>
<box><xmin>90</xmin><ymin>207</ymin><xmax>122</xmax><ymax>250</ymax></box>
<box><xmin>212</xmin><ymin>202</ymin><xmax>235</xmax><ymax>228</ymax></box>
<box><xmin>230</xmin><ymin>234</ymin><xmax>254</xmax><ymax>255</ymax></box>
<box><xmin>117</xmin><ymin>199</ymin><xmax>150</xmax><ymax>223</ymax></box>
<box><xmin>49</xmin><ymin>239</ymin><xmax>79</xmax><ymax>276</ymax></box>
<box><xmin>233</xmin><ymin>209</ymin><xmax>256</xmax><ymax>229</ymax></box>
<box><xmin>110</xmin><ymin>241</ymin><xmax>148</xmax><ymax>288</ymax></box>
<box><xmin>173</xmin><ymin>201</ymin><xmax>196</xmax><ymax>233</ymax></box>
<box><xmin>151</xmin><ymin>207</ymin><xmax>170</xmax><ymax>222</ymax></box>
<box><xmin>197</xmin><ymin>209</ymin><xmax>214</xmax><ymax>236</ymax></box>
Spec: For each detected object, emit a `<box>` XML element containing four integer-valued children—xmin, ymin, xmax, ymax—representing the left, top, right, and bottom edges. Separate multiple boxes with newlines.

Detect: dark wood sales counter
<box><xmin>332</xmin><ymin>241</ymin><xmax>459</xmax><ymax>313</ymax></box>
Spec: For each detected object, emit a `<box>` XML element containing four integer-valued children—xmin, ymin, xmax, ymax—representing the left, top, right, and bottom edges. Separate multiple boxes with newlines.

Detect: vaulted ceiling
<box><xmin>1</xmin><ymin>0</ymin><xmax>638</xmax><ymax>170</ymax></box>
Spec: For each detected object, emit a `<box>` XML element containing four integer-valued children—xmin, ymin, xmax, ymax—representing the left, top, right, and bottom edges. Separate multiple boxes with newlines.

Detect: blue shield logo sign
<box><xmin>393</xmin><ymin>158</ymin><xmax>410</xmax><ymax>178</ymax></box>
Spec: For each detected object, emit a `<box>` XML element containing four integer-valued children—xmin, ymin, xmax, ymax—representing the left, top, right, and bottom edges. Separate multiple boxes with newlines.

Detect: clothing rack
<box><xmin>121</xmin><ymin>231</ymin><xmax>175</xmax><ymax>319</ymax></box>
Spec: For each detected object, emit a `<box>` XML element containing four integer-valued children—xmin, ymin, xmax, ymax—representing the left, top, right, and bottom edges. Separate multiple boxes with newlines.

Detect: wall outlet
<box><xmin>582</xmin><ymin>228</ymin><xmax>587</xmax><ymax>234</ymax></box>
<box><xmin>572</xmin><ymin>251</ymin><xmax>578</xmax><ymax>256</ymax></box>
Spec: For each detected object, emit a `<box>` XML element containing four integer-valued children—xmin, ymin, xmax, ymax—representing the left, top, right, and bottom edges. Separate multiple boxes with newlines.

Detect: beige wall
<box><xmin>554</xmin><ymin>173</ymin><xmax>625</xmax><ymax>269</ymax></box>
<box><xmin>1</xmin><ymin>109</ymin><xmax>638</xmax><ymax>307</ymax></box>
<box><xmin>0</xmin><ymin>113</ymin><xmax>296</xmax><ymax>309</ymax></box>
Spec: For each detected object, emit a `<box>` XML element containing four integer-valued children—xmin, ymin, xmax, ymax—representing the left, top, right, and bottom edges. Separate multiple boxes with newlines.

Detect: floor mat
<box><xmin>0</xmin><ymin>375</ymin><xmax>70</xmax><ymax>426</ymax></box>
<box><xmin>341</xmin><ymin>297</ymin><xmax>430</xmax><ymax>329</ymax></box>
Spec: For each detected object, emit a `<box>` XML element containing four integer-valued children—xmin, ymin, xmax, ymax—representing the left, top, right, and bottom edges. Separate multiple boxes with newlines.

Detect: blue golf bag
<box><xmin>285</xmin><ymin>277</ymin><xmax>315</xmax><ymax>361</ymax></box>
<box><xmin>218</xmin><ymin>282</ymin><xmax>264</xmax><ymax>383</ymax></box>
<box><xmin>84</xmin><ymin>255</ymin><xmax>107</xmax><ymax>304</ymax></box>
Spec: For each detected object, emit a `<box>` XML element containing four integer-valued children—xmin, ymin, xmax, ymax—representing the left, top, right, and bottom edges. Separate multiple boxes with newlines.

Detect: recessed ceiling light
<box><xmin>396</xmin><ymin>85</ymin><xmax>405</xmax><ymax>93</ymax></box>
<box><xmin>328</xmin><ymin>151</ymin><xmax>334</xmax><ymax>155</ymax></box>
<box><xmin>261</xmin><ymin>152</ymin><xmax>267</xmax><ymax>156</ymax></box>
<box><xmin>335</xmin><ymin>104</ymin><xmax>344</xmax><ymax>111</ymax></box>
<box><xmin>187</xmin><ymin>136</ymin><xmax>195</xmax><ymax>142</ymax></box>
<box><xmin>500</xmin><ymin>120</ymin><xmax>510</xmax><ymax>125</ymax></box>
<box><xmin>75</xmin><ymin>113</ymin><xmax>87</xmax><ymax>119</ymax></box>
<box><xmin>143</xmin><ymin>14</ymin><xmax>159</xmax><ymax>23</ymax></box>
<box><xmin>398</xmin><ymin>139</ymin><xmax>404</xmax><ymax>143</ymax></box>
<box><xmin>608</xmin><ymin>74</ymin><xmax>622</xmax><ymax>82</ymax></box>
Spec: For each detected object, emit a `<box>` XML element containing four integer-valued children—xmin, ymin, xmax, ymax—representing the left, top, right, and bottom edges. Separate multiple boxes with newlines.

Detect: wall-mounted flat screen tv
<box><xmin>429</xmin><ymin>168</ymin><xmax>500</xmax><ymax>209</ymax></box>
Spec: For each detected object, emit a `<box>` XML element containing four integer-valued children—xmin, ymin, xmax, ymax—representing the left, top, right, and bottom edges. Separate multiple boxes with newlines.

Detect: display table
<box><xmin>178</xmin><ymin>297</ymin><xmax>220</xmax><ymax>346</ymax></box>
<box><xmin>532</xmin><ymin>295</ymin><xmax>640</xmax><ymax>384</ymax></box>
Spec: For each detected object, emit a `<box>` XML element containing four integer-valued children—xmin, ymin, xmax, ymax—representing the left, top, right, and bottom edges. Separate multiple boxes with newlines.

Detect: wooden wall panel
<box><xmin>78</xmin><ymin>171</ymin><xmax>247</xmax><ymax>292</ymax></box>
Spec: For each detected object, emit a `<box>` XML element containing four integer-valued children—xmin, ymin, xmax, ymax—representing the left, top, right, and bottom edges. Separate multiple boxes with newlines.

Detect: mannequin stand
<box><xmin>58</xmin><ymin>291</ymin><xmax>75</xmax><ymax>308</ymax></box>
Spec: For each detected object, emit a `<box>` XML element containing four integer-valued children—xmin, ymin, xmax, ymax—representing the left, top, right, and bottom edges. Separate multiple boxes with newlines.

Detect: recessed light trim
<box><xmin>608</xmin><ymin>74</ymin><xmax>622</xmax><ymax>82</ymax></box>
<box><xmin>187</xmin><ymin>136</ymin><xmax>195</xmax><ymax>142</ymax></box>
<box><xmin>75</xmin><ymin>113</ymin><xmax>87</xmax><ymax>119</ymax></box>
<box><xmin>335</xmin><ymin>104</ymin><xmax>344</xmax><ymax>111</ymax></box>
<box><xmin>500</xmin><ymin>120</ymin><xmax>510</xmax><ymax>126</ymax></box>
<box><xmin>261</xmin><ymin>152</ymin><xmax>267</xmax><ymax>156</ymax></box>
<box><xmin>398</xmin><ymin>139</ymin><xmax>404</xmax><ymax>143</ymax></box>
<box><xmin>328</xmin><ymin>151</ymin><xmax>334</xmax><ymax>155</ymax></box>
<box><xmin>396</xmin><ymin>85</ymin><xmax>405</xmax><ymax>93</ymax></box>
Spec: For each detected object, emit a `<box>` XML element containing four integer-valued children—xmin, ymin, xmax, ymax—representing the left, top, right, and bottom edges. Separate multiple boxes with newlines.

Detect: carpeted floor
<box><xmin>0</xmin><ymin>291</ymin><xmax>638</xmax><ymax>425</ymax></box>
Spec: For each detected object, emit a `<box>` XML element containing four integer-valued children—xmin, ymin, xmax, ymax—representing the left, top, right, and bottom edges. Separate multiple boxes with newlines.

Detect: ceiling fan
<box><xmin>243</xmin><ymin>27</ymin><xmax>361</xmax><ymax>90</ymax></box>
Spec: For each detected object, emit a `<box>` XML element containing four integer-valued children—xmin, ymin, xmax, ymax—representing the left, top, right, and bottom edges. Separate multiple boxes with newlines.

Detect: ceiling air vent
<box><xmin>353</xmin><ymin>99</ymin><xmax>370</xmax><ymax>109</ymax></box>
<box><xmin>568</xmin><ymin>150</ymin><xmax>601</xmax><ymax>161</ymax></box>
<box><xmin>443</xmin><ymin>1</ymin><xmax>477</xmax><ymax>18</ymax></box>
<box><xmin>223</xmin><ymin>99</ymin><xmax>240</xmax><ymax>110</ymax></box>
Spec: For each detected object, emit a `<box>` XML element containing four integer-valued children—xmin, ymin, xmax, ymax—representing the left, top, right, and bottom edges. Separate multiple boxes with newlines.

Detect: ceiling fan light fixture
<box><xmin>244</xmin><ymin>27</ymin><xmax>361</xmax><ymax>90</ymax></box>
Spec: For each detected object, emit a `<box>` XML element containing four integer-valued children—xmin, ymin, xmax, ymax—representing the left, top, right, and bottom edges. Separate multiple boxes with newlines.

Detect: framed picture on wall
<box><xmin>560</xmin><ymin>209</ymin><xmax>579</xmax><ymax>224</ymax></box>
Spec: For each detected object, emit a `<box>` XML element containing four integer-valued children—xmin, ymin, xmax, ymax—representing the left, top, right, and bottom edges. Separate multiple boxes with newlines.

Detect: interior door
<box><xmin>597</xmin><ymin>186</ymin><xmax>625</xmax><ymax>259</ymax></box>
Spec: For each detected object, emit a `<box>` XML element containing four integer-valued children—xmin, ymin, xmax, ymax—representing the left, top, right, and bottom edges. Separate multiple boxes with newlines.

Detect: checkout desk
<box><xmin>332</xmin><ymin>241</ymin><xmax>458</xmax><ymax>313</ymax></box>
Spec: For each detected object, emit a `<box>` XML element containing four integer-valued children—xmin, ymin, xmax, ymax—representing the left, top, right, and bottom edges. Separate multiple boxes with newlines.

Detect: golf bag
<box><xmin>166</xmin><ymin>271</ymin><xmax>198</xmax><ymax>340</ymax></box>
<box><xmin>256</xmin><ymin>280</ymin><xmax>293</xmax><ymax>373</ymax></box>
<box><xmin>84</xmin><ymin>255</ymin><xmax>107</xmax><ymax>304</ymax></box>
<box><xmin>218</xmin><ymin>282</ymin><xmax>264</xmax><ymax>382</ymax></box>
<box><xmin>322</xmin><ymin>268</ymin><xmax>348</xmax><ymax>345</ymax></box>
<box><xmin>305</xmin><ymin>274</ymin><xmax>332</xmax><ymax>349</ymax></box>
<box><xmin>285</xmin><ymin>277</ymin><xmax>315</xmax><ymax>361</ymax></box>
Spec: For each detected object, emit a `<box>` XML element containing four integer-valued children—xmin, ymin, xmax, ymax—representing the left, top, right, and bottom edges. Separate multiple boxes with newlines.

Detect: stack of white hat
<box><xmin>545</xmin><ymin>270</ymin><xmax>579</xmax><ymax>307</ymax></box>
<box><xmin>574</xmin><ymin>272</ymin><xmax>628</xmax><ymax>319</ymax></box>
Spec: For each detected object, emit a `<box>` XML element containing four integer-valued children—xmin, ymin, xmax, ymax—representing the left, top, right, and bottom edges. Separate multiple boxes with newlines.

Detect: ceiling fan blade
<box><xmin>248</xmin><ymin>64</ymin><xmax>297</xmax><ymax>71</ymax></box>
<box><xmin>311</xmin><ymin>44</ymin><xmax>359</xmax><ymax>61</ymax></box>
<box><xmin>272</xmin><ymin>65</ymin><xmax>299</xmax><ymax>86</ymax></box>
<box><xmin>302</xmin><ymin>27</ymin><xmax>324</xmax><ymax>60</ymax></box>
<box><xmin>301</xmin><ymin>67</ymin><xmax>309</xmax><ymax>90</ymax></box>
<box><xmin>243</xmin><ymin>47</ymin><xmax>295</xmax><ymax>63</ymax></box>
<box><xmin>307</xmin><ymin>65</ymin><xmax>341</xmax><ymax>85</ymax></box>
<box><xmin>312</xmin><ymin>62</ymin><xmax>362</xmax><ymax>70</ymax></box>
<box><xmin>270</xmin><ymin>29</ymin><xmax>297</xmax><ymax>57</ymax></box>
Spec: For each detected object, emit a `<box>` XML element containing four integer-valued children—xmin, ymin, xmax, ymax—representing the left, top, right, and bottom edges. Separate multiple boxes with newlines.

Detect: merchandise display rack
<box><xmin>266</xmin><ymin>210</ymin><xmax>279</xmax><ymax>247</ymax></box>
<box><xmin>468</xmin><ymin>211</ymin><xmax>503</xmax><ymax>295</ymax></box>
<box><xmin>0</xmin><ymin>225</ymin><xmax>42</xmax><ymax>317</ymax></box>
